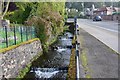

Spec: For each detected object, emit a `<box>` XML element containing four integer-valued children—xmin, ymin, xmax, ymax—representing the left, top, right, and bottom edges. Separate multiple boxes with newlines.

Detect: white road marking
<box><xmin>77</xmin><ymin>21</ymin><xmax>119</xmax><ymax>53</ymax></box>
<box><xmin>78</xmin><ymin>20</ymin><xmax>119</xmax><ymax>33</ymax></box>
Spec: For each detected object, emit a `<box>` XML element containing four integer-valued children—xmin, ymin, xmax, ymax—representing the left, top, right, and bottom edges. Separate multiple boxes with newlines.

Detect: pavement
<box><xmin>78</xmin><ymin>28</ymin><xmax>118</xmax><ymax>78</ymax></box>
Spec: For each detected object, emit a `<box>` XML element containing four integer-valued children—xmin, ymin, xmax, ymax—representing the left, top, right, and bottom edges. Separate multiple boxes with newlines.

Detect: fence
<box><xmin>74</xmin><ymin>17</ymin><xmax>80</xmax><ymax>79</ymax></box>
<box><xmin>0</xmin><ymin>24</ymin><xmax>36</xmax><ymax>49</ymax></box>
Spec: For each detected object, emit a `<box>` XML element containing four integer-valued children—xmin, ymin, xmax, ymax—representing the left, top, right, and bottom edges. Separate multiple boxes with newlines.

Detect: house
<box><xmin>93</xmin><ymin>6</ymin><xmax>115</xmax><ymax>16</ymax></box>
<box><xmin>112</xmin><ymin>7</ymin><xmax>120</xmax><ymax>21</ymax></box>
<box><xmin>84</xmin><ymin>8</ymin><xmax>93</xmax><ymax>19</ymax></box>
<box><xmin>84</xmin><ymin>8</ymin><xmax>91</xmax><ymax>16</ymax></box>
<box><xmin>93</xmin><ymin>6</ymin><xmax>120</xmax><ymax>21</ymax></box>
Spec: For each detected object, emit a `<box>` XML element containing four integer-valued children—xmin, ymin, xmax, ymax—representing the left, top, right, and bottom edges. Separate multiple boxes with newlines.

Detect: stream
<box><xmin>23</xmin><ymin>32</ymin><xmax>73</xmax><ymax>80</ymax></box>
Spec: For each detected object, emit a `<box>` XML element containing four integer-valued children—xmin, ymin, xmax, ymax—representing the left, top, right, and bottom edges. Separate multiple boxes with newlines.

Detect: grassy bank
<box><xmin>67</xmin><ymin>48</ymin><xmax>76</xmax><ymax>80</ymax></box>
<box><xmin>67</xmin><ymin>32</ymin><xmax>91</xmax><ymax>79</ymax></box>
<box><xmin>67</xmin><ymin>36</ymin><xmax>76</xmax><ymax>80</ymax></box>
<box><xmin>43</xmin><ymin>25</ymin><xmax>69</xmax><ymax>53</ymax></box>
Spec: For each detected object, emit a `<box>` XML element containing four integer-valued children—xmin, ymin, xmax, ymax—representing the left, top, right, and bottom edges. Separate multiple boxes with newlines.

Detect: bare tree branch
<box><xmin>2</xmin><ymin>0</ymin><xmax>4</xmax><ymax>11</ymax></box>
<box><xmin>1</xmin><ymin>0</ymin><xmax>10</xmax><ymax>19</ymax></box>
<box><xmin>0</xmin><ymin>0</ymin><xmax>2</xmax><ymax>20</ymax></box>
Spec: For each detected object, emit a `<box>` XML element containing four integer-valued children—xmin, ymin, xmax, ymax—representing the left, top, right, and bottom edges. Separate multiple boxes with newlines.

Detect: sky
<box><xmin>3</xmin><ymin>0</ymin><xmax>120</xmax><ymax>2</ymax></box>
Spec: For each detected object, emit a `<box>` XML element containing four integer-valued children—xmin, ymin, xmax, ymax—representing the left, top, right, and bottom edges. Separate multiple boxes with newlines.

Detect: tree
<box><xmin>0</xmin><ymin>0</ymin><xmax>10</xmax><ymax>20</ymax></box>
<box><xmin>4</xmin><ymin>2</ymin><xmax>32</xmax><ymax>24</ymax></box>
<box><xmin>65</xmin><ymin>2</ymin><xmax>83</xmax><ymax>11</ymax></box>
<box><xmin>118</xmin><ymin>1</ymin><xmax>120</xmax><ymax>7</ymax></box>
<box><xmin>104</xmin><ymin>2</ymin><xmax>118</xmax><ymax>7</ymax></box>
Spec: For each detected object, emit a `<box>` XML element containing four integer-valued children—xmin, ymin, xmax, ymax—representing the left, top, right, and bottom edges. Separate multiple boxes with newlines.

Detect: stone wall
<box><xmin>113</xmin><ymin>14</ymin><xmax>120</xmax><ymax>21</ymax></box>
<box><xmin>102</xmin><ymin>15</ymin><xmax>113</xmax><ymax>20</ymax></box>
<box><xmin>0</xmin><ymin>39</ymin><xmax>42</xmax><ymax>78</ymax></box>
<box><xmin>102</xmin><ymin>15</ymin><xmax>120</xmax><ymax>21</ymax></box>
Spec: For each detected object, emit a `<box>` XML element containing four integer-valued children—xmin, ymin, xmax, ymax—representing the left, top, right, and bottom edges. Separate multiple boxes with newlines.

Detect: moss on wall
<box><xmin>16</xmin><ymin>51</ymin><xmax>43</xmax><ymax>79</ymax></box>
<box><xmin>0</xmin><ymin>38</ymin><xmax>39</xmax><ymax>53</ymax></box>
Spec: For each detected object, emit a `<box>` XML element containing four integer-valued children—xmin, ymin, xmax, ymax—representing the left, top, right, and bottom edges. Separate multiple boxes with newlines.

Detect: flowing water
<box><xmin>23</xmin><ymin>32</ymin><xmax>73</xmax><ymax>80</ymax></box>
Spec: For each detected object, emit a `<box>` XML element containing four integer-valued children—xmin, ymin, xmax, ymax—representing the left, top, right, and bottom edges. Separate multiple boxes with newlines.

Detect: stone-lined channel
<box><xmin>23</xmin><ymin>32</ymin><xmax>73</xmax><ymax>79</ymax></box>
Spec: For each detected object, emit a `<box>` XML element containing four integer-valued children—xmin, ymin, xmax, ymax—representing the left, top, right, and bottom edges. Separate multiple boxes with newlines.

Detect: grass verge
<box><xmin>67</xmin><ymin>35</ymin><xmax>76</xmax><ymax>80</ymax></box>
<box><xmin>79</xmin><ymin>32</ymin><xmax>91</xmax><ymax>78</ymax></box>
<box><xmin>67</xmin><ymin>48</ymin><xmax>76</xmax><ymax>80</ymax></box>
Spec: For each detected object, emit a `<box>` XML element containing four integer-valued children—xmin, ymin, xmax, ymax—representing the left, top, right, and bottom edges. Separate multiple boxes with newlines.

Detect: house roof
<box><xmin>93</xmin><ymin>7</ymin><xmax>107</xmax><ymax>12</ymax></box>
<box><xmin>99</xmin><ymin>7</ymin><xmax>107</xmax><ymax>11</ymax></box>
<box><xmin>113</xmin><ymin>7</ymin><xmax>120</xmax><ymax>12</ymax></box>
<box><xmin>93</xmin><ymin>7</ymin><xmax>118</xmax><ymax>12</ymax></box>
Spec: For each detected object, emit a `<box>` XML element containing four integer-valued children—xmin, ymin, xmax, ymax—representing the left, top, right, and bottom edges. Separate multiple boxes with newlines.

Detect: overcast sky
<box><xmin>3</xmin><ymin>0</ymin><xmax>120</xmax><ymax>2</ymax></box>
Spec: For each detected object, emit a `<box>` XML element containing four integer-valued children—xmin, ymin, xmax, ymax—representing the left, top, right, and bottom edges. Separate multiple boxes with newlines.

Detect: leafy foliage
<box><xmin>5</xmin><ymin>3</ymin><xmax>32</xmax><ymax>24</ymax></box>
<box><xmin>65</xmin><ymin>2</ymin><xmax>119</xmax><ymax>18</ymax></box>
<box><xmin>27</xmin><ymin>2</ymin><xmax>65</xmax><ymax>46</ymax></box>
<box><xmin>4</xmin><ymin>2</ymin><xmax>66</xmax><ymax>47</ymax></box>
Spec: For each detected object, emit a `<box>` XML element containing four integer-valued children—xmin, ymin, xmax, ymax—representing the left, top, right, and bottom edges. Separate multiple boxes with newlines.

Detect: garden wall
<box><xmin>0</xmin><ymin>38</ymin><xmax>43</xmax><ymax>78</ymax></box>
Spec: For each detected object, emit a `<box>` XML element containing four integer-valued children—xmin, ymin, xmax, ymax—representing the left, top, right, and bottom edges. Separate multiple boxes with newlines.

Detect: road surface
<box><xmin>67</xmin><ymin>18</ymin><xmax>119</xmax><ymax>78</ymax></box>
<box><xmin>76</xmin><ymin>19</ymin><xmax>119</xmax><ymax>53</ymax></box>
<box><xmin>78</xmin><ymin>29</ymin><xmax>118</xmax><ymax>78</ymax></box>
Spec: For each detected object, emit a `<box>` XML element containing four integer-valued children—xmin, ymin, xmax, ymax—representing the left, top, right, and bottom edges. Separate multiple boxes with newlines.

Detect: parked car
<box><xmin>93</xmin><ymin>16</ymin><xmax>102</xmax><ymax>21</ymax></box>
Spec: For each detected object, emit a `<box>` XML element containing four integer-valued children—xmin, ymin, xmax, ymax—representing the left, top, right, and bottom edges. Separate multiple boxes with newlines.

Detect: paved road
<box><xmin>67</xmin><ymin>18</ymin><xmax>119</xmax><ymax>78</ymax></box>
<box><xmin>78</xmin><ymin>19</ymin><xmax>119</xmax><ymax>33</ymax></box>
<box><xmin>76</xmin><ymin>19</ymin><xmax>119</xmax><ymax>53</ymax></box>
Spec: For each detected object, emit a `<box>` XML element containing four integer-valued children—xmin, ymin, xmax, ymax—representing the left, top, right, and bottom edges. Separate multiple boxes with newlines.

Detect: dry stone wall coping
<box><xmin>0</xmin><ymin>38</ymin><xmax>43</xmax><ymax>78</ymax></box>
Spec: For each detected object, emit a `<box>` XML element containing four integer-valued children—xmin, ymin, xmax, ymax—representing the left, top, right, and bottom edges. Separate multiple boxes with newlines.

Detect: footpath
<box><xmin>77</xmin><ymin>28</ymin><xmax>118</xmax><ymax>78</ymax></box>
